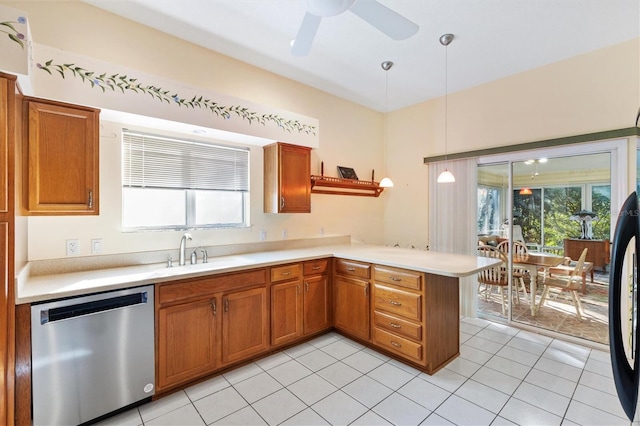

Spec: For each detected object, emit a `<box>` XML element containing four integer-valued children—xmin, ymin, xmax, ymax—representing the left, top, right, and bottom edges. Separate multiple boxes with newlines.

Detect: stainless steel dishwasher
<box><xmin>31</xmin><ymin>285</ymin><xmax>155</xmax><ymax>426</ymax></box>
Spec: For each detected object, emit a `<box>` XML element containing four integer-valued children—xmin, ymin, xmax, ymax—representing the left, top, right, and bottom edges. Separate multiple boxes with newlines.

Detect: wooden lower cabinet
<box><xmin>156</xmin><ymin>258</ymin><xmax>461</xmax><ymax>395</ymax></box>
<box><xmin>222</xmin><ymin>286</ymin><xmax>269</xmax><ymax>365</ymax></box>
<box><xmin>370</xmin><ymin>264</ymin><xmax>460</xmax><ymax>374</ymax></box>
<box><xmin>156</xmin><ymin>269</ymin><xmax>268</xmax><ymax>393</ymax></box>
<box><xmin>157</xmin><ymin>298</ymin><xmax>217</xmax><ymax>390</ymax></box>
<box><xmin>270</xmin><ymin>259</ymin><xmax>331</xmax><ymax>347</ymax></box>
<box><xmin>334</xmin><ymin>275</ymin><xmax>370</xmax><ymax>341</ymax></box>
<box><xmin>271</xmin><ymin>280</ymin><xmax>303</xmax><ymax>346</ymax></box>
<box><xmin>303</xmin><ymin>274</ymin><xmax>330</xmax><ymax>334</ymax></box>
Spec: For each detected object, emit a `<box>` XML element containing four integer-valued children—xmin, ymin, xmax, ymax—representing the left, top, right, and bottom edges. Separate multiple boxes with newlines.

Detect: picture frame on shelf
<box><xmin>337</xmin><ymin>166</ymin><xmax>358</xmax><ymax>180</ymax></box>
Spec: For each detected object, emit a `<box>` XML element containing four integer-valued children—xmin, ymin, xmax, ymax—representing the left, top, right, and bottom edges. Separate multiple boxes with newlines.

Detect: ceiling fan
<box><xmin>291</xmin><ymin>0</ymin><xmax>419</xmax><ymax>56</ymax></box>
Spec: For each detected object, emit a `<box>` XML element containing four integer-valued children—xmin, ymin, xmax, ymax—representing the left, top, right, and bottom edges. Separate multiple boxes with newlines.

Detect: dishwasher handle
<box><xmin>40</xmin><ymin>291</ymin><xmax>149</xmax><ymax>325</ymax></box>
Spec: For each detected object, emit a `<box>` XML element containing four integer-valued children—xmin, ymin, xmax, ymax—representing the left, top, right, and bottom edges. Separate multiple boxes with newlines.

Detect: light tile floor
<box><xmin>97</xmin><ymin>318</ymin><xmax>627</xmax><ymax>426</ymax></box>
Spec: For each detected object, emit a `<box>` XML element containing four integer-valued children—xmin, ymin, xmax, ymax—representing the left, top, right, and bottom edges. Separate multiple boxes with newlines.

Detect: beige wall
<box><xmin>3</xmin><ymin>1</ymin><xmax>638</xmax><ymax>259</ymax></box>
<box><xmin>4</xmin><ymin>1</ymin><xmax>387</xmax><ymax>260</ymax></box>
<box><xmin>384</xmin><ymin>38</ymin><xmax>639</xmax><ymax>249</ymax></box>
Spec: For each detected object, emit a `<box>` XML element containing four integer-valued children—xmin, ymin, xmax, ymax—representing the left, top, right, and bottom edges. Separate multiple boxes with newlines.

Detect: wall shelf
<box><xmin>310</xmin><ymin>175</ymin><xmax>384</xmax><ymax>197</ymax></box>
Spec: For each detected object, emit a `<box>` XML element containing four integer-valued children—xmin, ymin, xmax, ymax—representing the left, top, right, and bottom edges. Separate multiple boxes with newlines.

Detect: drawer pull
<box><xmin>312</xmin><ymin>266</ymin><xmax>321</xmax><ymax>270</ymax></box>
<box><xmin>390</xmin><ymin>276</ymin><xmax>401</xmax><ymax>282</ymax></box>
<box><xmin>281</xmin><ymin>271</ymin><xmax>291</xmax><ymax>276</ymax></box>
<box><xmin>346</xmin><ymin>267</ymin><xmax>355</xmax><ymax>272</ymax></box>
<box><xmin>391</xmin><ymin>341</ymin><xmax>401</xmax><ymax>348</ymax></box>
<box><xmin>390</xmin><ymin>323</ymin><xmax>401</xmax><ymax>328</ymax></box>
<box><xmin>389</xmin><ymin>301</ymin><xmax>402</xmax><ymax>306</ymax></box>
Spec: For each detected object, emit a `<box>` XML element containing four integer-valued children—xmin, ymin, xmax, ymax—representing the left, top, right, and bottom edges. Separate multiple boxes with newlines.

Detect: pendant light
<box><xmin>437</xmin><ymin>33</ymin><xmax>455</xmax><ymax>183</ymax></box>
<box><xmin>380</xmin><ymin>60</ymin><xmax>394</xmax><ymax>188</ymax></box>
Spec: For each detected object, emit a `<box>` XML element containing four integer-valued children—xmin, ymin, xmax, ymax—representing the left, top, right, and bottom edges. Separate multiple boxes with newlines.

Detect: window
<box><xmin>122</xmin><ymin>130</ymin><xmax>249</xmax><ymax>230</ymax></box>
<box><xmin>477</xmin><ymin>186</ymin><xmax>501</xmax><ymax>235</ymax></box>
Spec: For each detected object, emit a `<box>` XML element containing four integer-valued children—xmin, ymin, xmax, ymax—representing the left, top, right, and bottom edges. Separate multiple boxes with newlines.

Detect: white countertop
<box><xmin>18</xmin><ymin>244</ymin><xmax>500</xmax><ymax>304</ymax></box>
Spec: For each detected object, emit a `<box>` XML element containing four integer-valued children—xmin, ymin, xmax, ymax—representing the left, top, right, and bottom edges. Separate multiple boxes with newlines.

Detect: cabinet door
<box><xmin>157</xmin><ymin>298</ymin><xmax>217</xmax><ymax>391</ymax></box>
<box><xmin>264</xmin><ymin>143</ymin><xmax>310</xmax><ymax>214</ymax></box>
<box><xmin>26</xmin><ymin>99</ymin><xmax>99</xmax><ymax>214</ymax></box>
<box><xmin>279</xmin><ymin>144</ymin><xmax>310</xmax><ymax>213</ymax></box>
<box><xmin>222</xmin><ymin>287</ymin><xmax>269</xmax><ymax>365</ymax></box>
<box><xmin>334</xmin><ymin>276</ymin><xmax>370</xmax><ymax>341</ymax></box>
<box><xmin>304</xmin><ymin>274</ymin><xmax>330</xmax><ymax>335</ymax></box>
<box><xmin>271</xmin><ymin>281</ymin><xmax>302</xmax><ymax>346</ymax></box>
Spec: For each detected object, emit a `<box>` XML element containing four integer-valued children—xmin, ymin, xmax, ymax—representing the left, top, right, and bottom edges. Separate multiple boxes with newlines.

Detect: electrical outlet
<box><xmin>66</xmin><ymin>239</ymin><xmax>79</xmax><ymax>256</ymax></box>
<box><xmin>282</xmin><ymin>229</ymin><xmax>288</xmax><ymax>239</ymax></box>
<box><xmin>91</xmin><ymin>238</ymin><xmax>103</xmax><ymax>254</ymax></box>
<box><xmin>259</xmin><ymin>230</ymin><xmax>267</xmax><ymax>241</ymax></box>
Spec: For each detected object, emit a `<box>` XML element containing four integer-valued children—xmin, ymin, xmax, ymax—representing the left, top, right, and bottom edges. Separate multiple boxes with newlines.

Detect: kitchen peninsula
<box><xmin>16</xmin><ymin>239</ymin><xmax>499</xmax><ymax>423</ymax></box>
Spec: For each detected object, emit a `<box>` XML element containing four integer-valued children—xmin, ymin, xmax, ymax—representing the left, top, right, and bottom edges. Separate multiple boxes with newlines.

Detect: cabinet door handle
<box><xmin>389</xmin><ymin>300</ymin><xmax>401</xmax><ymax>306</ymax></box>
<box><xmin>391</xmin><ymin>341</ymin><xmax>401</xmax><ymax>348</ymax></box>
<box><xmin>390</xmin><ymin>276</ymin><xmax>401</xmax><ymax>282</ymax></box>
<box><xmin>211</xmin><ymin>298</ymin><xmax>217</xmax><ymax>315</ymax></box>
<box><xmin>364</xmin><ymin>284</ymin><xmax>368</xmax><ymax>297</ymax></box>
<box><xmin>305</xmin><ymin>281</ymin><xmax>309</xmax><ymax>292</ymax></box>
<box><xmin>280</xmin><ymin>197</ymin><xmax>285</xmax><ymax>209</ymax></box>
<box><xmin>224</xmin><ymin>298</ymin><xmax>229</xmax><ymax>313</ymax></box>
<box><xmin>297</xmin><ymin>284</ymin><xmax>301</xmax><ymax>295</ymax></box>
<box><xmin>390</xmin><ymin>323</ymin><xmax>401</xmax><ymax>328</ymax></box>
<box><xmin>88</xmin><ymin>190</ymin><xmax>93</xmax><ymax>209</ymax></box>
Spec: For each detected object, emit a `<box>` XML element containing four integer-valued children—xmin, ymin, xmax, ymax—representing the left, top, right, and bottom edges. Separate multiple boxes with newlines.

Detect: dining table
<box><xmin>512</xmin><ymin>252</ymin><xmax>565</xmax><ymax>315</ymax></box>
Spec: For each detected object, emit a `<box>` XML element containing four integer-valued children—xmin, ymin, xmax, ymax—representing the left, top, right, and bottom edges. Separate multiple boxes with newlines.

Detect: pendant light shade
<box><xmin>437</xmin><ymin>33</ymin><xmax>455</xmax><ymax>184</ymax></box>
<box><xmin>519</xmin><ymin>187</ymin><xmax>533</xmax><ymax>195</ymax></box>
<box><xmin>379</xmin><ymin>177</ymin><xmax>394</xmax><ymax>187</ymax></box>
<box><xmin>437</xmin><ymin>169</ymin><xmax>455</xmax><ymax>183</ymax></box>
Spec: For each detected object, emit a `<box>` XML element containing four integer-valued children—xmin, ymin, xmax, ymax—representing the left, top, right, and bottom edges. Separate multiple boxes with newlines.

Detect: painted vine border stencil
<box><xmin>1</xmin><ymin>16</ymin><xmax>27</xmax><ymax>48</ymax></box>
<box><xmin>36</xmin><ymin>60</ymin><xmax>317</xmax><ymax>135</ymax></box>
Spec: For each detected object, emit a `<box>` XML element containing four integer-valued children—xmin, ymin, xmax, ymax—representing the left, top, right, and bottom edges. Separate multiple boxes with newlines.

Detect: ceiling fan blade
<box><xmin>291</xmin><ymin>12</ymin><xmax>322</xmax><ymax>56</ymax></box>
<box><xmin>349</xmin><ymin>0</ymin><xmax>419</xmax><ymax>40</ymax></box>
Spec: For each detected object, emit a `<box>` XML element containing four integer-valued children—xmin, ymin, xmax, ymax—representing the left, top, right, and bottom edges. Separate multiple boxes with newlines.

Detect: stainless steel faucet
<box><xmin>178</xmin><ymin>233</ymin><xmax>193</xmax><ymax>266</ymax></box>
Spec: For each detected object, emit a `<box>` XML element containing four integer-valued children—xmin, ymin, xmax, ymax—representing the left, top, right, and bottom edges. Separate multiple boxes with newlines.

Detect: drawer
<box><xmin>303</xmin><ymin>258</ymin><xmax>329</xmax><ymax>275</ymax></box>
<box><xmin>374</xmin><ymin>285</ymin><xmax>421</xmax><ymax>321</ymax></box>
<box><xmin>373</xmin><ymin>327</ymin><xmax>423</xmax><ymax>362</ymax></box>
<box><xmin>374</xmin><ymin>266</ymin><xmax>422</xmax><ymax>290</ymax></box>
<box><xmin>335</xmin><ymin>259</ymin><xmax>371</xmax><ymax>279</ymax></box>
<box><xmin>270</xmin><ymin>263</ymin><xmax>301</xmax><ymax>283</ymax></box>
<box><xmin>374</xmin><ymin>311</ymin><xmax>422</xmax><ymax>341</ymax></box>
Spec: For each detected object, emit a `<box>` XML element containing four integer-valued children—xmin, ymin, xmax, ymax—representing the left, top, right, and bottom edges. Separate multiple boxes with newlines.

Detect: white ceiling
<box><xmin>84</xmin><ymin>0</ymin><xmax>639</xmax><ymax>112</ymax></box>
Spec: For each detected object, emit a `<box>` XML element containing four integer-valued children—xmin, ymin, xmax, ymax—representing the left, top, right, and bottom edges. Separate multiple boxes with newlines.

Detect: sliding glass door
<box><xmin>476</xmin><ymin>141</ymin><xmax>626</xmax><ymax>345</ymax></box>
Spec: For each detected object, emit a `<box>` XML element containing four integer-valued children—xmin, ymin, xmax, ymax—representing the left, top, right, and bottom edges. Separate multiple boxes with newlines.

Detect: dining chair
<box><xmin>538</xmin><ymin>247</ymin><xmax>588</xmax><ymax>320</ymax></box>
<box><xmin>495</xmin><ymin>240</ymin><xmax>529</xmax><ymax>304</ymax></box>
<box><xmin>476</xmin><ymin>246</ymin><xmax>510</xmax><ymax>315</ymax></box>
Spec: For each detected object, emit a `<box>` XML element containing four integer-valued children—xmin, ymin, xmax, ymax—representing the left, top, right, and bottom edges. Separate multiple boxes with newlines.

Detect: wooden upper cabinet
<box><xmin>24</xmin><ymin>97</ymin><xmax>100</xmax><ymax>215</ymax></box>
<box><xmin>264</xmin><ymin>142</ymin><xmax>311</xmax><ymax>213</ymax></box>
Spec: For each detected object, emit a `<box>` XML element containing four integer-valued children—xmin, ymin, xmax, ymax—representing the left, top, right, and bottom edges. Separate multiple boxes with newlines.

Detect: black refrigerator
<box><xmin>610</xmin><ymin>191</ymin><xmax>640</xmax><ymax>422</ymax></box>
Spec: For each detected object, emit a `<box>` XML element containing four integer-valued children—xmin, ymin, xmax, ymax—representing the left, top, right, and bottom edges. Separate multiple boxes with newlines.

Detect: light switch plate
<box><xmin>91</xmin><ymin>239</ymin><xmax>103</xmax><ymax>254</ymax></box>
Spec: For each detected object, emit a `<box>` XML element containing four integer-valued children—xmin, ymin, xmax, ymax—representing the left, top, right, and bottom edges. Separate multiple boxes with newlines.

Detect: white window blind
<box><xmin>122</xmin><ymin>130</ymin><xmax>249</xmax><ymax>191</ymax></box>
